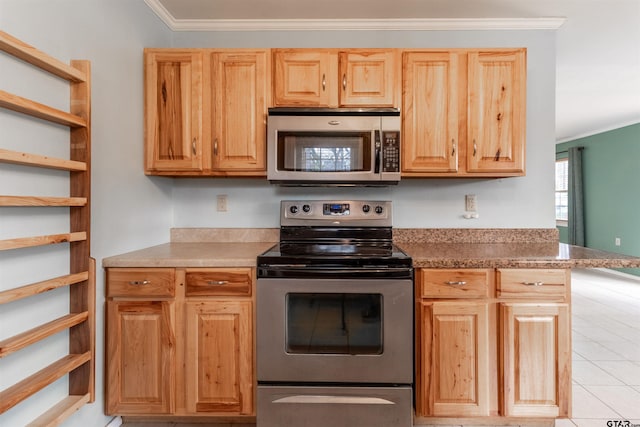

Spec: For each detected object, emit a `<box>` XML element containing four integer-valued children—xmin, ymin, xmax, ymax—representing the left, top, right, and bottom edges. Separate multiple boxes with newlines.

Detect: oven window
<box><xmin>277</xmin><ymin>132</ymin><xmax>371</xmax><ymax>172</ymax></box>
<box><xmin>286</xmin><ymin>293</ymin><xmax>383</xmax><ymax>355</ymax></box>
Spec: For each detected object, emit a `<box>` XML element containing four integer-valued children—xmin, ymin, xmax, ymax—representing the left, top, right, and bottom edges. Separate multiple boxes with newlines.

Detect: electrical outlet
<box><xmin>615</xmin><ymin>237</ymin><xmax>621</xmax><ymax>246</ymax></box>
<box><xmin>465</xmin><ymin>194</ymin><xmax>477</xmax><ymax>212</ymax></box>
<box><xmin>217</xmin><ymin>194</ymin><xmax>228</xmax><ymax>212</ymax></box>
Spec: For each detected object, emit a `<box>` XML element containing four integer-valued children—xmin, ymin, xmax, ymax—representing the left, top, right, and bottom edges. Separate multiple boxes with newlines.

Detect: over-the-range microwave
<box><xmin>267</xmin><ymin>107</ymin><xmax>401</xmax><ymax>186</ymax></box>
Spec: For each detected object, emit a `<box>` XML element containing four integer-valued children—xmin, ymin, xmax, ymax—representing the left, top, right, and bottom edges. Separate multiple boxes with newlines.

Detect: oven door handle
<box><xmin>272</xmin><ymin>395</ymin><xmax>395</xmax><ymax>405</ymax></box>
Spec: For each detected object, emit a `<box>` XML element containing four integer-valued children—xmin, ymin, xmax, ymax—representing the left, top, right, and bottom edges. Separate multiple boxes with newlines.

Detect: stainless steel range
<box><xmin>256</xmin><ymin>200</ymin><xmax>413</xmax><ymax>427</ymax></box>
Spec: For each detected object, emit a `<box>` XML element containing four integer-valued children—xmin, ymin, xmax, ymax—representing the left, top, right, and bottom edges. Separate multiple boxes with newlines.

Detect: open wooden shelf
<box><xmin>0</xmin><ymin>30</ymin><xmax>94</xmax><ymax>426</ymax></box>
<box><xmin>0</xmin><ymin>148</ymin><xmax>87</xmax><ymax>171</ymax></box>
<box><xmin>0</xmin><ymin>90</ymin><xmax>87</xmax><ymax>127</ymax></box>
<box><xmin>0</xmin><ymin>196</ymin><xmax>87</xmax><ymax>207</ymax></box>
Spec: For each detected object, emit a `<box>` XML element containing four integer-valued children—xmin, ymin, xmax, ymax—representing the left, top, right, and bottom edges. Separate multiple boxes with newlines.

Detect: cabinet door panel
<box><xmin>417</xmin><ymin>301</ymin><xmax>489</xmax><ymax>417</ymax></box>
<box><xmin>340</xmin><ymin>50</ymin><xmax>397</xmax><ymax>106</ymax></box>
<box><xmin>501</xmin><ymin>303</ymin><xmax>570</xmax><ymax>417</ymax></box>
<box><xmin>145</xmin><ymin>51</ymin><xmax>203</xmax><ymax>172</ymax></box>
<box><xmin>402</xmin><ymin>52</ymin><xmax>458</xmax><ymax>173</ymax></box>
<box><xmin>106</xmin><ymin>301</ymin><xmax>175</xmax><ymax>414</ymax></box>
<box><xmin>467</xmin><ymin>50</ymin><xmax>526</xmax><ymax>173</ymax></box>
<box><xmin>273</xmin><ymin>50</ymin><xmax>336</xmax><ymax>106</ymax></box>
<box><xmin>185</xmin><ymin>301</ymin><xmax>253</xmax><ymax>414</ymax></box>
<box><xmin>212</xmin><ymin>51</ymin><xmax>268</xmax><ymax>171</ymax></box>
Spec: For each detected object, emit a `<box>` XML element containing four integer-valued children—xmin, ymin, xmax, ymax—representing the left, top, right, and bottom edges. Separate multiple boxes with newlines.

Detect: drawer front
<box><xmin>185</xmin><ymin>268</ymin><xmax>253</xmax><ymax>297</ymax></box>
<box><xmin>107</xmin><ymin>268</ymin><xmax>175</xmax><ymax>298</ymax></box>
<box><xmin>420</xmin><ymin>269</ymin><xmax>490</xmax><ymax>298</ymax></box>
<box><xmin>497</xmin><ymin>269</ymin><xmax>568</xmax><ymax>299</ymax></box>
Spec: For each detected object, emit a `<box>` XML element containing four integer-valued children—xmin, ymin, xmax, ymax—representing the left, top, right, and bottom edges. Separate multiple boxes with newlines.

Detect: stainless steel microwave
<box><xmin>267</xmin><ymin>108</ymin><xmax>401</xmax><ymax>185</ymax></box>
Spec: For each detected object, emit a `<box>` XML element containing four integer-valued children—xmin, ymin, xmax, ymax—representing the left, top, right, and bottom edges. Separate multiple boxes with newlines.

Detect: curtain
<box><xmin>568</xmin><ymin>146</ymin><xmax>585</xmax><ymax>246</ymax></box>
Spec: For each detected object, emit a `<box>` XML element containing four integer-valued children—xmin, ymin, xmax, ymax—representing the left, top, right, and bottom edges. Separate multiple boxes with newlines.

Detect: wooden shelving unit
<box><xmin>0</xmin><ymin>30</ymin><xmax>94</xmax><ymax>426</ymax></box>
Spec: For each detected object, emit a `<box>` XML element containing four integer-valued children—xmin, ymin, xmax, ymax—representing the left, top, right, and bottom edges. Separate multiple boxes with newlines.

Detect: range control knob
<box><xmin>375</xmin><ymin>205</ymin><xmax>384</xmax><ymax>215</ymax></box>
<box><xmin>362</xmin><ymin>204</ymin><xmax>371</xmax><ymax>213</ymax></box>
<box><xmin>289</xmin><ymin>205</ymin><xmax>299</xmax><ymax>214</ymax></box>
<box><xmin>302</xmin><ymin>204</ymin><xmax>311</xmax><ymax>213</ymax></box>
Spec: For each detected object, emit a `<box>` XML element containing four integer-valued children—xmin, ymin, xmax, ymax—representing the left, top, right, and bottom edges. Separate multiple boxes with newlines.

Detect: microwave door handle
<box><xmin>374</xmin><ymin>130</ymin><xmax>381</xmax><ymax>174</ymax></box>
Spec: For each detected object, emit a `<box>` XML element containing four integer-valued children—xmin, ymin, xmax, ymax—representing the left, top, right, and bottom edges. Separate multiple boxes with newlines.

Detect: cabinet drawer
<box><xmin>107</xmin><ymin>268</ymin><xmax>175</xmax><ymax>298</ymax></box>
<box><xmin>497</xmin><ymin>269</ymin><xmax>568</xmax><ymax>299</ymax></box>
<box><xmin>185</xmin><ymin>268</ymin><xmax>253</xmax><ymax>297</ymax></box>
<box><xmin>419</xmin><ymin>269</ymin><xmax>490</xmax><ymax>298</ymax></box>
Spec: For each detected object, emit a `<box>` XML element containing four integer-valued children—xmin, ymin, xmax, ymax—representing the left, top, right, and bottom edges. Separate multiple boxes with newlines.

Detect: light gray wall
<box><xmin>0</xmin><ymin>2</ymin><xmax>557</xmax><ymax>426</ymax></box>
<box><xmin>0</xmin><ymin>1</ymin><xmax>172</xmax><ymax>426</ymax></box>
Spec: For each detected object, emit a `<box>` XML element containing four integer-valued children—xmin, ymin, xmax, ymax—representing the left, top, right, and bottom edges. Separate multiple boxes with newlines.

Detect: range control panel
<box><xmin>281</xmin><ymin>200</ymin><xmax>392</xmax><ymax>226</ymax></box>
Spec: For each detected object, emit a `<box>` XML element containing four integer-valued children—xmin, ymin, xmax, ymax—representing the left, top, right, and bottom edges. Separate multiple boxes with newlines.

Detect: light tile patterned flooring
<box><xmin>122</xmin><ymin>268</ymin><xmax>640</xmax><ymax>427</ymax></box>
<box><xmin>556</xmin><ymin>268</ymin><xmax>640</xmax><ymax>427</ymax></box>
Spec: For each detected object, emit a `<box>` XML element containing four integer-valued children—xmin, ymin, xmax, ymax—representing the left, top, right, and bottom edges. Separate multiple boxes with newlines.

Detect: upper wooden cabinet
<box><xmin>402</xmin><ymin>48</ymin><xmax>526</xmax><ymax>177</ymax></box>
<box><xmin>467</xmin><ymin>50</ymin><xmax>526</xmax><ymax>174</ymax></box>
<box><xmin>144</xmin><ymin>48</ymin><xmax>269</xmax><ymax>176</ymax></box>
<box><xmin>144</xmin><ymin>50</ymin><xmax>204</xmax><ymax>172</ymax></box>
<box><xmin>402</xmin><ymin>51</ymin><xmax>459</xmax><ymax>173</ymax></box>
<box><xmin>273</xmin><ymin>49</ymin><xmax>399</xmax><ymax>107</ymax></box>
<box><xmin>210</xmin><ymin>51</ymin><xmax>268</xmax><ymax>173</ymax></box>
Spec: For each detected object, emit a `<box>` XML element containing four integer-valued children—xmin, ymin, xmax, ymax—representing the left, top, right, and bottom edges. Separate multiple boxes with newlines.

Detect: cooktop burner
<box><xmin>257</xmin><ymin>200</ymin><xmax>412</xmax><ymax>278</ymax></box>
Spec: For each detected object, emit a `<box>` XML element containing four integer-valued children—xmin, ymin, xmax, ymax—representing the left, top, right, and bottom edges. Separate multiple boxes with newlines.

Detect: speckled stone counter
<box><xmin>394</xmin><ymin>228</ymin><xmax>640</xmax><ymax>269</ymax></box>
<box><xmin>102</xmin><ymin>227</ymin><xmax>640</xmax><ymax>270</ymax></box>
<box><xmin>397</xmin><ymin>242</ymin><xmax>640</xmax><ymax>269</ymax></box>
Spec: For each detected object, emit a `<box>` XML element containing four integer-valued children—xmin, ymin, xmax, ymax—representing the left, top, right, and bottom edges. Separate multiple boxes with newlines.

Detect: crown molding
<box><xmin>144</xmin><ymin>0</ymin><xmax>565</xmax><ymax>32</ymax></box>
<box><xmin>556</xmin><ymin>119</ymin><xmax>640</xmax><ymax>143</ymax></box>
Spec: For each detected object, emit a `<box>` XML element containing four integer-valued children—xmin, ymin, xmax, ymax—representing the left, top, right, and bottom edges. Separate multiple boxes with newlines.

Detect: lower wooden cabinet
<box><xmin>105</xmin><ymin>267</ymin><xmax>255</xmax><ymax>417</ymax></box>
<box><xmin>416</xmin><ymin>267</ymin><xmax>571</xmax><ymax>420</ymax></box>
<box><xmin>184</xmin><ymin>300</ymin><xmax>253</xmax><ymax>414</ymax></box>
<box><xmin>106</xmin><ymin>300</ymin><xmax>176</xmax><ymax>414</ymax></box>
<box><xmin>501</xmin><ymin>303</ymin><xmax>571</xmax><ymax>417</ymax></box>
<box><xmin>417</xmin><ymin>301</ymin><xmax>490</xmax><ymax>416</ymax></box>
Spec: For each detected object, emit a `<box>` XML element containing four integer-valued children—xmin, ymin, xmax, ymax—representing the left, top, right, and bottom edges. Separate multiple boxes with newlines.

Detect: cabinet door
<box><xmin>467</xmin><ymin>49</ymin><xmax>526</xmax><ymax>174</ymax></box>
<box><xmin>417</xmin><ymin>301</ymin><xmax>490</xmax><ymax>417</ymax></box>
<box><xmin>273</xmin><ymin>49</ymin><xmax>337</xmax><ymax>106</ymax></box>
<box><xmin>501</xmin><ymin>303</ymin><xmax>570</xmax><ymax>417</ymax></box>
<box><xmin>144</xmin><ymin>50</ymin><xmax>203</xmax><ymax>172</ymax></box>
<box><xmin>106</xmin><ymin>300</ymin><xmax>175</xmax><ymax>414</ymax></box>
<box><xmin>184</xmin><ymin>300</ymin><xmax>253</xmax><ymax>414</ymax></box>
<box><xmin>402</xmin><ymin>51</ymin><xmax>459</xmax><ymax>173</ymax></box>
<box><xmin>339</xmin><ymin>50</ymin><xmax>397</xmax><ymax>107</ymax></box>
<box><xmin>212</xmin><ymin>51</ymin><xmax>268</xmax><ymax>172</ymax></box>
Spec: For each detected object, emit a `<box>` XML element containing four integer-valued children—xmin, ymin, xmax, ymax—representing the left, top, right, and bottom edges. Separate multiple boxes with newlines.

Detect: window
<box><xmin>555</xmin><ymin>158</ymin><xmax>568</xmax><ymax>223</ymax></box>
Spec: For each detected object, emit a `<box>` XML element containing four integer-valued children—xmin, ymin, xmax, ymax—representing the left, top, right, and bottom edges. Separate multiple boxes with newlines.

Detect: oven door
<box><xmin>257</xmin><ymin>278</ymin><xmax>413</xmax><ymax>384</ymax></box>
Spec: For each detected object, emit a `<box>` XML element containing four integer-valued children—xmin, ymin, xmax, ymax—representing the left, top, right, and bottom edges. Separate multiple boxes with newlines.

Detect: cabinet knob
<box><xmin>214</xmin><ymin>138</ymin><xmax>218</xmax><ymax>156</ymax></box>
<box><xmin>129</xmin><ymin>280</ymin><xmax>151</xmax><ymax>285</ymax></box>
<box><xmin>473</xmin><ymin>141</ymin><xmax>477</xmax><ymax>157</ymax></box>
<box><xmin>322</xmin><ymin>74</ymin><xmax>326</xmax><ymax>92</ymax></box>
<box><xmin>451</xmin><ymin>140</ymin><xmax>456</xmax><ymax>156</ymax></box>
<box><xmin>342</xmin><ymin>73</ymin><xmax>347</xmax><ymax>91</ymax></box>
<box><xmin>522</xmin><ymin>281</ymin><xmax>544</xmax><ymax>286</ymax></box>
<box><xmin>445</xmin><ymin>281</ymin><xmax>467</xmax><ymax>286</ymax></box>
<box><xmin>207</xmin><ymin>280</ymin><xmax>229</xmax><ymax>286</ymax></box>
<box><xmin>192</xmin><ymin>138</ymin><xmax>197</xmax><ymax>156</ymax></box>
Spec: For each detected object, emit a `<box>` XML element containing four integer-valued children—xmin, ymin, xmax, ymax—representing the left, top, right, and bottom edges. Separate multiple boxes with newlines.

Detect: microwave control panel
<box><xmin>382</xmin><ymin>131</ymin><xmax>400</xmax><ymax>172</ymax></box>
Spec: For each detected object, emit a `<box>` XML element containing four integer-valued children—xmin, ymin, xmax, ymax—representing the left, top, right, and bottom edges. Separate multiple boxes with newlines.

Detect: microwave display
<box><xmin>278</xmin><ymin>131</ymin><xmax>371</xmax><ymax>172</ymax></box>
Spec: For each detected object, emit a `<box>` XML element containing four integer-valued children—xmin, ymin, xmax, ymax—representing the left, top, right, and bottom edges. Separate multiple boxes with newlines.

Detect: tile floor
<box><xmin>121</xmin><ymin>268</ymin><xmax>640</xmax><ymax>427</ymax></box>
<box><xmin>556</xmin><ymin>268</ymin><xmax>640</xmax><ymax>427</ymax></box>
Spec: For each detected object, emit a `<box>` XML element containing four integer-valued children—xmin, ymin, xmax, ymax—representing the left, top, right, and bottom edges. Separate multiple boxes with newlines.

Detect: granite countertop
<box><xmin>395</xmin><ymin>228</ymin><xmax>640</xmax><ymax>269</ymax></box>
<box><xmin>101</xmin><ymin>228</ymin><xmax>640</xmax><ymax>270</ymax></box>
<box><xmin>398</xmin><ymin>242</ymin><xmax>640</xmax><ymax>269</ymax></box>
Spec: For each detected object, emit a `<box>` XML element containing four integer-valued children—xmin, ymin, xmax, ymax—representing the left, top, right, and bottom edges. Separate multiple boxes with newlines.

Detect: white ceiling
<box><xmin>146</xmin><ymin>0</ymin><xmax>640</xmax><ymax>142</ymax></box>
